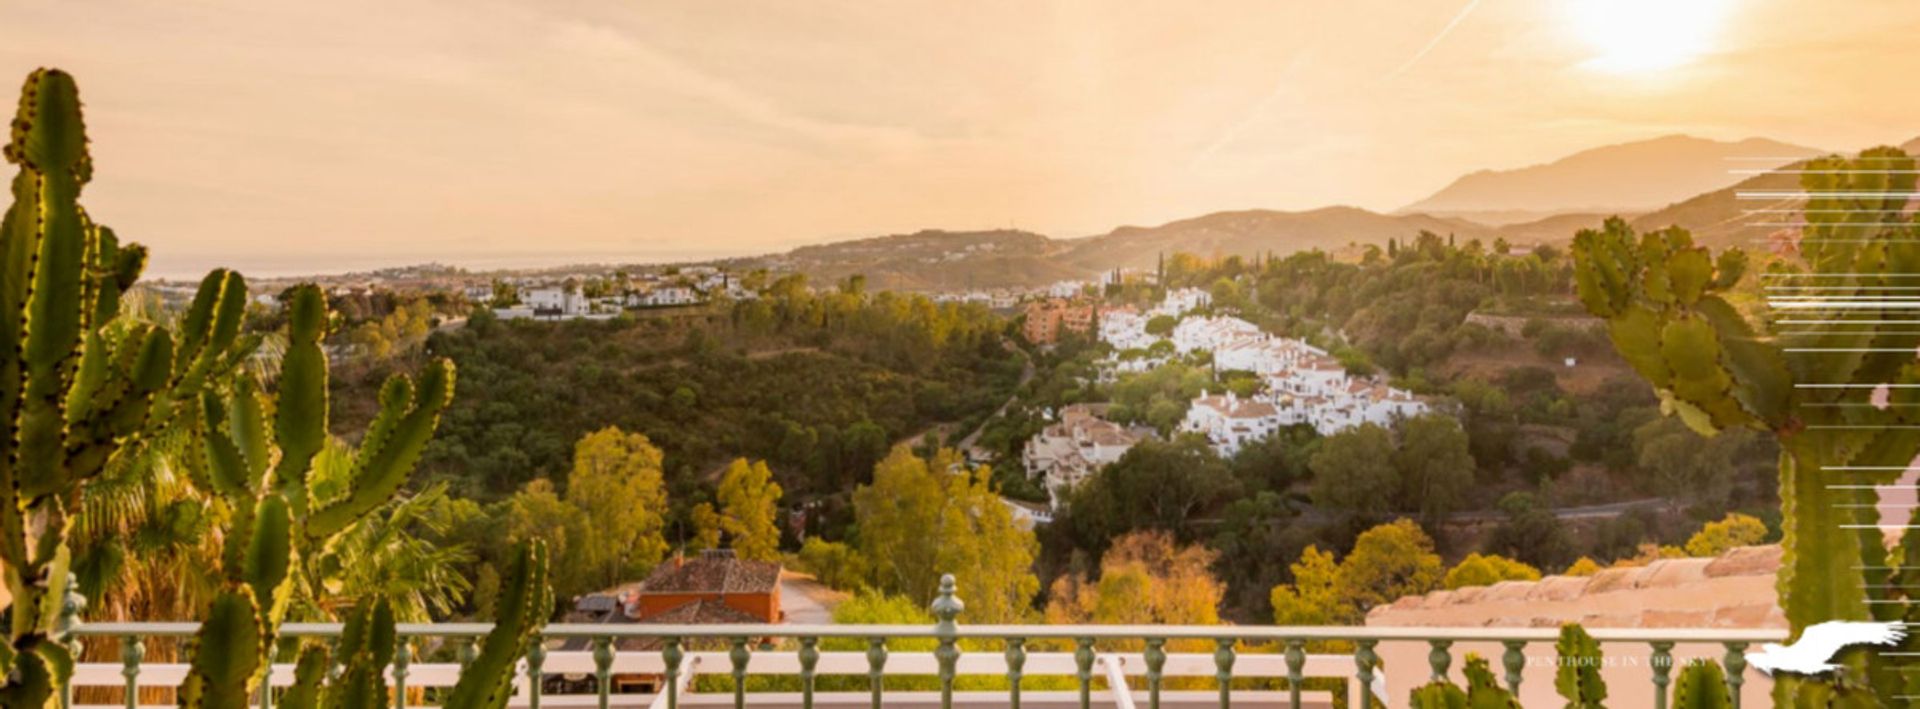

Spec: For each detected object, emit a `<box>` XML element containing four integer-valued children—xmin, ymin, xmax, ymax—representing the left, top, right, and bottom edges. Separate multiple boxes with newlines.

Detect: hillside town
<box><xmin>1019</xmin><ymin>287</ymin><xmax>1430</xmax><ymax>505</ymax></box>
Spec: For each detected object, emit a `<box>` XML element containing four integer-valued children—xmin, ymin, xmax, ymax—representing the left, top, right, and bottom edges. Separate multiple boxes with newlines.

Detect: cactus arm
<box><xmin>1670</xmin><ymin>661</ymin><xmax>1731</xmax><ymax>709</ymax></box>
<box><xmin>272</xmin><ymin>285</ymin><xmax>327</xmax><ymax>500</ymax></box>
<box><xmin>1552</xmin><ymin>624</ymin><xmax>1606</xmax><ymax>708</ymax></box>
<box><xmin>306</xmin><ymin>359</ymin><xmax>455</xmax><ymax>540</ymax></box>
<box><xmin>243</xmin><ymin>494</ymin><xmax>293</xmax><ymax>625</ymax></box>
<box><xmin>177</xmin><ymin>589</ymin><xmax>266</xmax><ymax>708</ymax></box>
<box><xmin>445</xmin><ymin>541</ymin><xmax>549</xmax><ymax>709</ymax></box>
<box><xmin>227</xmin><ymin>375</ymin><xmax>270</xmax><ymax>486</ymax></box>
<box><xmin>13</xmin><ymin>68</ymin><xmax>91</xmax><ymax>503</ymax></box>
<box><xmin>277</xmin><ymin>643</ymin><xmax>328</xmax><ymax>709</ymax></box>
<box><xmin>199</xmin><ymin>390</ymin><xmax>254</xmax><ymax>501</ymax></box>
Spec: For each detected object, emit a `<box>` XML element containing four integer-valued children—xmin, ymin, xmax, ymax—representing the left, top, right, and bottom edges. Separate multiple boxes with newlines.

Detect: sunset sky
<box><xmin>6</xmin><ymin>0</ymin><xmax>1920</xmax><ymax>276</ymax></box>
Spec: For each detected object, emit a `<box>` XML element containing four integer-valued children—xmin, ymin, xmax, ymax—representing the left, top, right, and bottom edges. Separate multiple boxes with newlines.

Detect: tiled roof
<box><xmin>641</xmin><ymin>552</ymin><xmax>781</xmax><ymax>595</ymax></box>
<box><xmin>1367</xmin><ymin>545</ymin><xmax>1782</xmax><ymax>630</ymax></box>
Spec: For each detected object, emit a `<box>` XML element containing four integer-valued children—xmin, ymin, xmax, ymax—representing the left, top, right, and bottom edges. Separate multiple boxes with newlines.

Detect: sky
<box><xmin>5</xmin><ymin>0</ymin><xmax>1920</xmax><ymax>277</ymax></box>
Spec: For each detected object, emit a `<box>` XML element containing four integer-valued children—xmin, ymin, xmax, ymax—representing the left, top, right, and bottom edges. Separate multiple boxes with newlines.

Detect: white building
<box><xmin>1153</xmin><ymin>288</ymin><xmax>1212</xmax><ymax>317</ymax></box>
<box><xmin>630</xmin><ymin>287</ymin><xmax>699</xmax><ymax>307</ymax></box>
<box><xmin>523</xmin><ymin>286</ymin><xmax>588</xmax><ymax>315</ymax></box>
<box><xmin>1179</xmin><ymin>390</ymin><xmax>1283</xmax><ymax>456</ymax></box>
<box><xmin>1023</xmin><ymin>404</ymin><xmax>1150</xmax><ymax>506</ymax></box>
<box><xmin>1098</xmin><ymin>307</ymin><xmax>1159</xmax><ymax>352</ymax></box>
<box><xmin>1171</xmin><ymin>316</ymin><xmax>1262</xmax><ymax>354</ymax></box>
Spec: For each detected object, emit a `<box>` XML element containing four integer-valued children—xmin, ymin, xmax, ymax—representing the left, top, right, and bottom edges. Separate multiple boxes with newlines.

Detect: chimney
<box><xmin>673</xmin><ymin>549</ymin><xmax>685</xmax><ymax>569</ymax></box>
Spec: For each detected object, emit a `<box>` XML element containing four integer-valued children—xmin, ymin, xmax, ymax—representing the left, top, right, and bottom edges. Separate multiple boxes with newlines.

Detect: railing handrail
<box><xmin>69</xmin><ymin>620</ymin><xmax>1788</xmax><ymax>643</ymax></box>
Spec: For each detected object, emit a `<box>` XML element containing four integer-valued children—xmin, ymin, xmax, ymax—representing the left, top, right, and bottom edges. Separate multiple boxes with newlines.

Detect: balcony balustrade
<box><xmin>61</xmin><ymin>576</ymin><xmax>1785</xmax><ymax>708</ymax></box>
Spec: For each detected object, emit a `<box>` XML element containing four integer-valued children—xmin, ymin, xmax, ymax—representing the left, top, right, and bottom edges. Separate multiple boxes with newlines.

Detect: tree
<box><xmin>1443</xmin><ymin>553</ymin><xmax>1541</xmax><ymax>590</ymax></box>
<box><xmin>796</xmin><ymin>538</ymin><xmax>869</xmax><ymax>592</ymax></box>
<box><xmin>1269</xmin><ymin>546</ymin><xmax>1354</xmax><ymax>625</ymax></box>
<box><xmin>502</xmin><ymin>479</ymin><xmax>590</xmax><ymax>597</ymax></box>
<box><xmin>1395</xmin><ymin>415</ymin><xmax>1475</xmax><ymax>522</ymax></box>
<box><xmin>1632</xmin><ymin>417</ymin><xmax>1748</xmax><ymax>510</ymax></box>
<box><xmin>713</xmin><ymin>458</ymin><xmax>784</xmax><ymax>560</ymax></box>
<box><xmin>1045</xmin><ymin>531</ymin><xmax>1224</xmax><ymax>627</ymax></box>
<box><xmin>564</xmin><ymin>427</ymin><xmax>671</xmax><ymax>589</ymax></box>
<box><xmin>1684</xmin><ymin>513</ymin><xmax>1768</xmax><ymax>558</ymax></box>
<box><xmin>1145</xmin><ymin>314</ymin><xmax>1178</xmax><ymax>336</ymax></box>
<box><xmin>1335</xmin><ymin>519</ymin><xmax>1444</xmax><ymax>612</ymax></box>
<box><xmin>1310</xmin><ymin>424</ymin><xmax>1398</xmax><ymax>517</ymax></box>
<box><xmin>689</xmin><ymin>502</ymin><xmax>723</xmax><ymax>552</ymax></box>
<box><xmin>852</xmin><ymin>448</ymin><xmax>1040</xmax><ymax>622</ymax></box>
<box><xmin>1061</xmin><ymin>437</ymin><xmax>1238</xmax><ymax>549</ymax></box>
<box><xmin>1484</xmin><ymin>492</ymin><xmax>1576</xmax><ymax>570</ymax></box>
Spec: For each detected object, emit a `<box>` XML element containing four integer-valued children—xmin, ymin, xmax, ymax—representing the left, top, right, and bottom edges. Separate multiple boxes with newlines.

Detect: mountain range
<box><xmin>741</xmin><ymin>133</ymin><xmax>1920</xmax><ymax>290</ymax></box>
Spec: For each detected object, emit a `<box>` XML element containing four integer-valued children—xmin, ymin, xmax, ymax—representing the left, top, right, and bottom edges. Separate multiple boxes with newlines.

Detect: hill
<box><xmin>1059</xmin><ymin>207</ymin><xmax>1496</xmax><ymax>271</ymax></box>
<box><xmin>766</xmin><ymin>229</ymin><xmax>1087</xmax><ymax>291</ymax></box>
<box><xmin>1402</xmin><ymin>135</ymin><xmax>1821</xmax><ymax>222</ymax></box>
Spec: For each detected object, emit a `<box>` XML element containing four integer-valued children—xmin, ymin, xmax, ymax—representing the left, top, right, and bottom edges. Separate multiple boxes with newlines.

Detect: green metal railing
<box><xmin>65</xmin><ymin>574</ymin><xmax>1785</xmax><ymax>709</ymax></box>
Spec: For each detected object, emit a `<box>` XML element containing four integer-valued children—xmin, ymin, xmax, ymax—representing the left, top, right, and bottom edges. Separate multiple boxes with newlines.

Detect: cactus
<box><xmin>176</xmin><ymin>283</ymin><xmax>458</xmax><ymax>705</ymax></box>
<box><xmin>1570</xmin><ymin>148</ymin><xmax>1920</xmax><ymax>704</ymax></box>
<box><xmin>1408</xmin><ymin>655</ymin><xmax>1520</xmax><ymax>709</ymax></box>
<box><xmin>273</xmin><ymin>543</ymin><xmax>549</xmax><ymax>709</ymax></box>
<box><xmin>1553</xmin><ymin>624</ymin><xmax>1606</xmax><ymax>708</ymax></box>
<box><xmin>1409</xmin><ymin>680</ymin><xmax>1468</xmax><ymax>709</ymax></box>
<box><xmin>443</xmin><ymin>540</ymin><xmax>553</xmax><ymax>709</ymax></box>
<box><xmin>0</xmin><ymin>69</ymin><xmax>257</xmax><ymax>706</ymax></box>
<box><xmin>1671</xmin><ymin>660</ymin><xmax>1732</xmax><ymax>709</ymax></box>
<box><xmin>1462</xmin><ymin>654</ymin><xmax>1521</xmax><ymax>708</ymax></box>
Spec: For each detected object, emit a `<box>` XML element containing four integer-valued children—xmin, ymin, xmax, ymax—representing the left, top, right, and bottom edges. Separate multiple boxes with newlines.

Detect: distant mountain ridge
<box><xmin>734</xmin><ymin>134</ymin><xmax>1915</xmax><ymax>290</ymax></box>
<box><xmin>1401</xmin><ymin>135</ymin><xmax>1822</xmax><ymax>223</ymax></box>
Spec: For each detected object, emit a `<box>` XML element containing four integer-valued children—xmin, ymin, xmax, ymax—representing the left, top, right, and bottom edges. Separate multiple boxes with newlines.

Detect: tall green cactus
<box><xmin>0</xmin><ymin>69</ymin><xmax>258</xmax><ymax>707</ymax></box>
<box><xmin>1671</xmin><ymin>660</ymin><xmax>1732</xmax><ymax>709</ymax></box>
<box><xmin>1571</xmin><ymin>148</ymin><xmax>1920</xmax><ymax>705</ymax></box>
<box><xmin>177</xmin><ymin>283</ymin><xmax>458</xmax><ymax>706</ymax></box>
<box><xmin>443</xmin><ymin>540</ymin><xmax>552</xmax><ymax>709</ymax></box>
<box><xmin>1553</xmin><ymin>624</ymin><xmax>1606</xmax><ymax>708</ymax></box>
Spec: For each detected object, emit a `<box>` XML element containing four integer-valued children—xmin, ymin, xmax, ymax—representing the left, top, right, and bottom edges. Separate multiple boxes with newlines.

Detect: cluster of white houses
<box><xmin>1022</xmin><ymin>289</ymin><xmax>1428</xmax><ymax>505</ymax></box>
<box><xmin>491</xmin><ymin>267</ymin><xmax>752</xmax><ymax>320</ymax></box>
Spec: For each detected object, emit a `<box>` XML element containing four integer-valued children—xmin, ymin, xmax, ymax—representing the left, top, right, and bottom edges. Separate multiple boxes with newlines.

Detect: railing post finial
<box><xmin>931</xmin><ymin>573</ymin><xmax>964</xmax><ymax>628</ymax></box>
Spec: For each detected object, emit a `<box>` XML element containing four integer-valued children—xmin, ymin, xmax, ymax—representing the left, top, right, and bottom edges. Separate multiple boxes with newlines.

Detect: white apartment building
<box><xmin>1171</xmin><ymin>316</ymin><xmax>1262</xmax><ymax>354</ymax></box>
<box><xmin>1179</xmin><ymin>390</ymin><xmax>1283</xmax><ymax>456</ymax></box>
<box><xmin>1022</xmin><ymin>404</ymin><xmax>1149</xmax><ymax>507</ymax></box>
<box><xmin>1098</xmin><ymin>307</ymin><xmax>1160</xmax><ymax>352</ymax></box>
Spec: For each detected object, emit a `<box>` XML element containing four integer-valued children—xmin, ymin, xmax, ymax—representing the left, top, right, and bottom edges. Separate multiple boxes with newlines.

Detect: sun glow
<box><xmin>1565</xmin><ymin>0</ymin><xmax>1733</xmax><ymax>74</ymax></box>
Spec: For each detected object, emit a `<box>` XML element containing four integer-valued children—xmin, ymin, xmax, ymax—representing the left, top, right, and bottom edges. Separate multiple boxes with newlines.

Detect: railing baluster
<box><xmin>1074</xmin><ymin>637</ymin><xmax>1095</xmax><ymax>709</ymax></box>
<box><xmin>1501</xmin><ymin>640</ymin><xmax>1525</xmax><ymax>694</ymax></box>
<box><xmin>662</xmin><ymin>637</ymin><xmax>684</xmax><ymax>709</ymax></box>
<box><xmin>525</xmin><ymin>635</ymin><xmax>546</xmax><ymax>709</ymax></box>
<box><xmin>866</xmin><ymin>636</ymin><xmax>888</xmax><ymax>709</ymax></box>
<box><xmin>729</xmin><ymin>636</ymin><xmax>750</xmax><ymax>709</ymax></box>
<box><xmin>1354</xmin><ymin>639</ymin><xmax>1379</xmax><ymax>709</ymax></box>
<box><xmin>392</xmin><ymin>637</ymin><xmax>408</xmax><ymax>709</ymax></box>
<box><xmin>1284</xmin><ymin>639</ymin><xmax>1304</xmax><ymax>709</ymax></box>
<box><xmin>592</xmin><ymin>636</ymin><xmax>614</xmax><ymax>709</ymax></box>
<box><xmin>1005</xmin><ymin>636</ymin><xmax>1027</xmax><ymax>709</ymax></box>
<box><xmin>1426</xmin><ymin>639</ymin><xmax>1453</xmax><ymax>683</ymax></box>
<box><xmin>458</xmin><ymin>637</ymin><xmax>477</xmax><ymax>669</ymax></box>
<box><xmin>1723</xmin><ymin>642</ymin><xmax>1748</xmax><ymax>709</ymax></box>
<box><xmin>1650</xmin><ymin>641</ymin><xmax>1674</xmax><ymax>709</ymax></box>
<box><xmin>931</xmin><ymin>575</ymin><xmax>964</xmax><ymax>709</ymax></box>
<box><xmin>120</xmin><ymin>635</ymin><xmax>143</xmax><ymax>709</ymax></box>
<box><xmin>1143</xmin><ymin>638</ymin><xmax>1165</xmax><ymax>709</ymax></box>
<box><xmin>1213</xmin><ymin>637</ymin><xmax>1235</xmax><ymax>709</ymax></box>
<box><xmin>797</xmin><ymin>636</ymin><xmax>819</xmax><ymax>709</ymax></box>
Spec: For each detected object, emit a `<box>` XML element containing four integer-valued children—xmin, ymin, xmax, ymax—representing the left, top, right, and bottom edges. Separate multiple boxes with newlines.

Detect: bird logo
<box><xmin>1745</xmin><ymin>621</ymin><xmax>1907</xmax><ymax>676</ymax></box>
